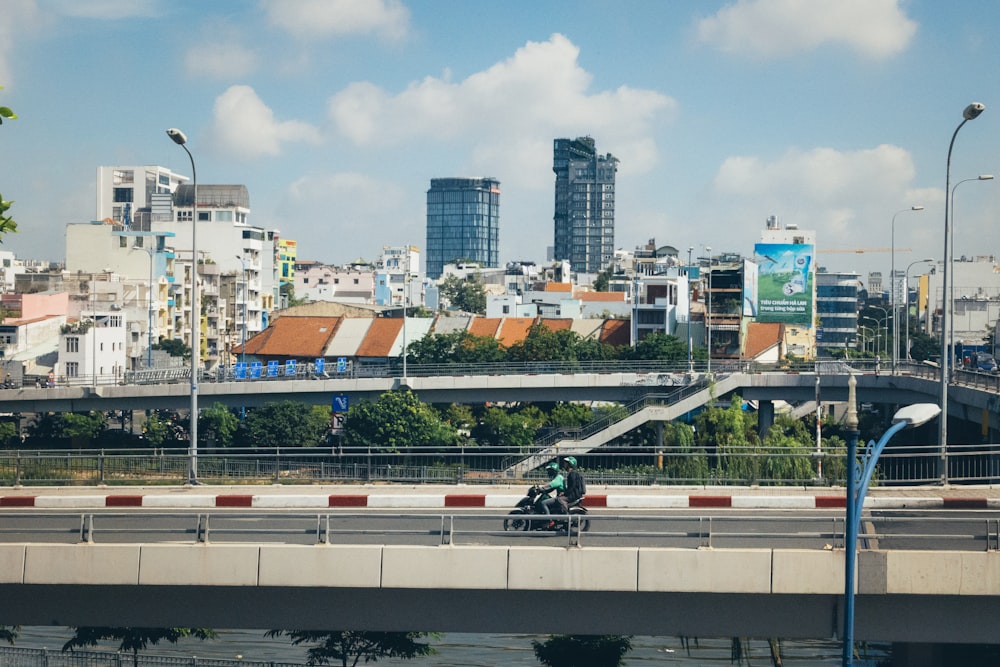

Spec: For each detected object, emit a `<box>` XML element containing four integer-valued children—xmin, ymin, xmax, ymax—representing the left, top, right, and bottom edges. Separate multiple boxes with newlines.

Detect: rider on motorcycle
<box><xmin>558</xmin><ymin>456</ymin><xmax>586</xmax><ymax>512</ymax></box>
<box><xmin>536</xmin><ymin>461</ymin><xmax>565</xmax><ymax>517</ymax></box>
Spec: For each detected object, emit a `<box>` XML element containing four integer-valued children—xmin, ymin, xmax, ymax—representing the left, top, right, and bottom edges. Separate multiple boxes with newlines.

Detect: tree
<box><xmin>0</xmin><ymin>87</ymin><xmax>19</xmax><ymax>240</ymax></box>
<box><xmin>532</xmin><ymin>635</ymin><xmax>633</xmax><ymax>667</ymax></box>
<box><xmin>343</xmin><ymin>390</ymin><xmax>460</xmax><ymax>451</ymax></box>
<box><xmin>507</xmin><ymin>324</ymin><xmax>585</xmax><ymax>362</ymax></box>
<box><xmin>153</xmin><ymin>338</ymin><xmax>190</xmax><ymax>359</ymax></box>
<box><xmin>471</xmin><ymin>404</ymin><xmax>545</xmax><ymax>448</ymax></box>
<box><xmin>439</xmin><ymin>275</ymin><xmax>486</xmax><ymax>314</ymax></box>
<box><xmin>201</xmin><ymin>402</ymin><xmax>239</xmax><ymax>447</ymax></box>
<box><xmin>281</xmin><ymin>282</ymin><xmax>307</xmax><ymax>307</ymax></box>
<box><xmin>629</xmin><ymin>331</ymin><xmax>688</xmax><ymax>361</ymax></box>
<box><xmin>405</xmin><ymin>330</ymin><xmax>505</xmax><ymax>365</ymax></box>
<box><xmin>242</xmin><ymin>400</ymin><xmax>330</xmax><ymax>448</ymax></box>
<box><xmin>26</xmin><ymin>411</ymin><xmax>106</xmax><ymax>445</ymax></box>
<box><xmin>141</xmin><ymin>411</ymin><xmax>173</xmax><ymax>447</ymax></box>
<box><xmin>265</xmin><ymin>630</ymin><xmax>436</xmax><ymax>667</ymax></box>
<box><xmin>63</xmin><ymin>627</ymin><xmax>216</xmax><ymax>667</ymax></box>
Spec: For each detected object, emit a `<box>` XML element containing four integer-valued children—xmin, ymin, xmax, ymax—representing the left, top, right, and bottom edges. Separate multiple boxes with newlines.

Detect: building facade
<box><xmin>816</xmin><ymin>270</ymin><xmax>861</xmax><ymax>353</ymax></box>
<box><xmin>552</xmin><ymin>137</ymin><xmax>618</xmax><ymax>274</ymax></box>
<box><xmin>425</xmin><ymin>177</ymin><xmax>500</xmax><ymax>279</ymax></box>
<box><xmin>95</xmin><ymin>166</ymin><xmax>187</xmax><ymax>229</ymax></box>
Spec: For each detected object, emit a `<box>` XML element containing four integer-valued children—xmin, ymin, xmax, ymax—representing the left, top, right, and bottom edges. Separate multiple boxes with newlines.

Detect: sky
<box><xmin>1</xmin><ymin>0</ymin><xmax>998</xmax><ymax>281</ymax></box>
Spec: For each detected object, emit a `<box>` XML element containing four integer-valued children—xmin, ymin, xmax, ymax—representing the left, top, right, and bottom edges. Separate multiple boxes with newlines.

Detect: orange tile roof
<box><xmin>539</xmin><ymin>318</ymin><xmax>574</xmax><ymax>331</ymax></box>
<box><xmin>497</xmin><ymin>317</ymin><xmax>536</xmax><ymax>346</ymax></box>
<box><xmin>543</xmin><ymin>282</ymin><xmax>573</xmax><ymax>292</ymax></box>
<box><xmin>468</xmin><ymin>317</ymin><xmax>502</xmax><ymax>338</ymax></box>
<box><xmin>355</xmin><ymin>317</ymin><xmax>404</xmax><ymax>357</ymax></box>
<box><xmin>577</xmin><ymin>291</ymin><xmax>626</xmax><ymax>302</ymax></box>
<box><xmin>599</xmin><ymin>319</ymin><xmax>631</xmax><ymax>347</ymax></box>
<box><xmin>744</xmin><ymin>322</ymin><xmax>784</xmax><ymax>359</ymax></box>
<box><xmin>241</xmin><ymin>316</ymin><xmax>341</xmax><ymax>357</ymax></box>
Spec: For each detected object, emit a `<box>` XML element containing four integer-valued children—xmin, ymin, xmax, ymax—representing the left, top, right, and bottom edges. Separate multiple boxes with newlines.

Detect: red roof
<box><xmin>240</xmin><ymin>316</ymin><xmax>341</xmax><ymax>357</ymax></box>
<box><xmin>355</xmin><ymin>318</ymin><xmax>403</xmax><ymax>357</ymax></box>
<box><xmin>468</xmin><ymin>317</ymin><xmax>502</xmax><ymax>338</ymax></box>
<box><xmin>497</xmin><ymin>317</ymin><xmax>536</xmax><ymax>346</ymax></box>
<box><xmin>599</xmin><ymin>319</ymin><xmax>631</xmax><ymax>347</ymax></box>
<box><xmin>744</xmin><ymin>322</ymin><xmax>784</xmax><ymax>359</ymax></box>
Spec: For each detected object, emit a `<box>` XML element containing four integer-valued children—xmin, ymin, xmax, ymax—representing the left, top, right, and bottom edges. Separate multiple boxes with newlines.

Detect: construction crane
<box><xmin>818</xmin><ymin>247</ymin><xmax>911</xmax><ymax>254</ymax></box>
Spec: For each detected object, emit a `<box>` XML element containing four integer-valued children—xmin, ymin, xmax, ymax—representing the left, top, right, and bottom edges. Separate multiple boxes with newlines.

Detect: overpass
<box><xmin>2</xmin><ymin>539</ymin><xmax>999</xmax><ymax>644</ymax></box>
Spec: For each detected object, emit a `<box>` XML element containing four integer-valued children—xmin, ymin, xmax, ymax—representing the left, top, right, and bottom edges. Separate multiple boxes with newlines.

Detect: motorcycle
<box><xmin>503</xmin><ymin>485</ymin><xmax>589</xmax><ymax>533</ymax></box>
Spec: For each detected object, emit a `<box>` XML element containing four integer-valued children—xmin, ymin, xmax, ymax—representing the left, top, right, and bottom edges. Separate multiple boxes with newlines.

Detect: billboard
<box><xmin>752</xmin><ymin>243</ymin><xmax>814</xmax><ymax>325</ymax></box>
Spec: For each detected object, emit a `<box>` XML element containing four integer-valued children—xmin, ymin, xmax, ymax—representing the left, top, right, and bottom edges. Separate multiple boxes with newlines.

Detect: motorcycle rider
<box><xmin>558</xmin><ymin>456</ymin><xmax>586</xmax><ymax>513</ymax></box>
<box><xmin>536</xmin><ymin>461</ymin><xmax>565</xmax><ymax>519</ymax></box>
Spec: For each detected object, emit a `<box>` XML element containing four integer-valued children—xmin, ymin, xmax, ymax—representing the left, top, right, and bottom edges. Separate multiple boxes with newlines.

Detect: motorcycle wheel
<box><xmin>569</xmin><ymin>509</ymin><xmax>590</xmax><ymax>533</ymax></box>
<box><xmin>504</xmin><ymin>509</ymin><xmax>528</xmax><ymax>531</ymax></box>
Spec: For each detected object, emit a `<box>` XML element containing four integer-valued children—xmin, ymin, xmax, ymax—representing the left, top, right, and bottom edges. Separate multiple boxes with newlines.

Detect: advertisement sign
<box><xmin>753</xmin><ymin>243</ymin><xmax>814</xmax><ymax>325</ymax></box>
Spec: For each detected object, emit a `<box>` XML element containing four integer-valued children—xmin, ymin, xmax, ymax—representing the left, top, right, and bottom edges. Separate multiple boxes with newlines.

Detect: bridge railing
<box><xmin>0</xmin><ymin>646</ymin><xmax>302</xmax><ymax>667</ymax></box>
<box><xmin>3</xmin><ymin>443</ymin><xmax>999</xmax><ymax>487</ymax></box>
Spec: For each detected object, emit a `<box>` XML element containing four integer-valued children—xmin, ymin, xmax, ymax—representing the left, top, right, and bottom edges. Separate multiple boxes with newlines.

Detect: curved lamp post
<box><xmin>166</xmin><ymin>127</ymin><xmax>199</xmax><ymax>485</ymax></box>
<box><xmin>890</xmin><ymin>206</ymin><xmax>923</xmax><ymax>374</ymax></box>
<box><xmin>903</xmin><ymin>258</ymin><xmax>934</xmax><ymax>363</ymax></box>
<box><xmin>948</xmin><ymin>175</ymin><xmax>994</xmax><ymax>376</ymax></box>
<box><xmin>939</xmin><ymin>102</ymin><xmax>985</xmax><ymax>485</ymax></box>
<box><xmin>842</xmin><ymin>384</ymin><xmax>940</xmax><ymax>666</ymax></box>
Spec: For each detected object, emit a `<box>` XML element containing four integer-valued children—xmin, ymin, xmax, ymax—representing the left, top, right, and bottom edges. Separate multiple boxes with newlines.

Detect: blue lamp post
<box><xmin>842</xmin><ymin>378</ymin><xmax>941</xmax><ymax>666</ymax></box>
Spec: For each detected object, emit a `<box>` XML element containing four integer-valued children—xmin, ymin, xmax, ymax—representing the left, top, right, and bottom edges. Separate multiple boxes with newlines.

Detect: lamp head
<box><xmin>891</xmin><ymin>403</ymin><xmax>941</xmax><ymax>428</ymax></box>
<box><xmin>963</xmin><ymin>102</ymin><xmax>985</xmax><ymax>120</ymax></box>
<box><xmin>979</xmin><ymin>175</ymin><xmax>995</xmax><ymax>181</ymax></box>
<box><xmin>911</xmin><ymin>205</ymin><xmax>924</xmax><ymax>211</ymax></box>
<box><xmin>166</xmin><ymin>128</ymin><xmax>188</xmax><ymax>145</ymax></box>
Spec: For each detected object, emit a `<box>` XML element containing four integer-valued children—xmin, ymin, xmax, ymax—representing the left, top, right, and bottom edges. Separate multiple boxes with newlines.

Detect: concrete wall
<box><xmin>2</xmin><ymin>543</ymin><xmax>1000</xmax><ymax>643</ymax></box>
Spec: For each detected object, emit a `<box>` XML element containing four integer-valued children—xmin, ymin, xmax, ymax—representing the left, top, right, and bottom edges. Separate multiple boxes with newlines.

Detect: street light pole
<box><xmin>705</xmin><ymin>247</ymin><xmax>712</xmax><ymax>375</ymax></box>
<box><xmin>890</xmin><ymin>206</ymin><xmax>923</xmax><ymax>374</ymax></box>
<box><xmin>948</xmin><ymin>175</ymin><xmax>994</xmax><ymax>376</ymax></box>
<box><xmin>939</xmin><ymin>102</ymin><xmax>985</xmax><ymax>485</ymax></box>
<box><xmin>687</xmin><ymin>246</ymin><xmax>694</xmax><ymax>373</ymax></box>
<box><xmin>842</xmin><ymin>390</ymin><xmax>940</xmax><ymax>667</ymax></box>
<box><xmin>904</xmin><ymin>258</ymin><xmax>934</xmax><ymax>363</ymax></box>
<box><xmin>167</xmin><ymin>127</ymin><xmax>199</xmax><ymax>485</ymax></box>
<box><xmin>868</xmin><ymin>305</ymin><xmax>890</xmax><ymax>358</ymax></box>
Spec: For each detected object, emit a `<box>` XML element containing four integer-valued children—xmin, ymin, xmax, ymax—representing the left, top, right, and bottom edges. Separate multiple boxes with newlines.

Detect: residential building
<box><xmin>552</xmin><ymin>136</ymin><xmax>618</xmax><ymax>274</ymax></box>
<box><xmin>425</xmin><ymin>177</ymin><xmax>500</xmax><ymax>279</ymax></box>
<box><xmin>56</xmin><ymin>310</ymin><xmax>128</xmax><ymax>384</ymax></box>
<box><xmin>754</xmin><ymin>217</ymin><xmax>818</xmax><ymax>360</ymax></box>
<box><xmin>95</xmin><ymin>166</ymin><xmax>187</xmax><ymax>229</ymax></box>
<box><xmin>277</xmin><ymin>238</ymin><xmax>297</xmax><ymax>286</ymax></box>
<box><xmin>923</xmin><ymin>256</ymin><xmax>1000</xmax><ymax>345</ymax></box>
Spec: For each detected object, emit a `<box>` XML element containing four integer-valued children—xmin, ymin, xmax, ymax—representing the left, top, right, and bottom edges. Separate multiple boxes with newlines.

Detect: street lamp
<box><xmin>868</xmin><ymin>305</ymin><xmax>890</xmax><ymax>357</ymax></box>
<box><xmin>861</xmin><ymin>316</ymin><xmax>884</xmax><ymax>362</ymax></box>
<box><xmin>904</xmin><ymin>258</ymin><xmax>934</xmax><ymax>363</ymax></box>
<box><xmin>890</xmin><ymin>206</ymin><xmax>923</xmax><ymax>374</ymax></box>
<box><xmin>842</xmin><ymin>382</ymin><xmax>940</xmax><ymax>667</ymax></box>
<box><xmin>166</xmin><ymin>127</ymin><xmax>199</xmax><ymax>485</ymax></box>
<box><xmin>948</xmin><ymin>175</ymin><xmax>994</xmax><ymax>376</ymax></box>
<box><xmin>705</xmin><ymin>246</ymin><xmax>712</xmax><ymax>375</ymax></box>
<box><xmin>939</xmin><ymin>102</ymin><xmax>985</xmax><ymax>485</ymax></box>
<box><xmin>687</xmin><ymin>246</ymin><xmax>694</xmax><ymax>373</ymax></box>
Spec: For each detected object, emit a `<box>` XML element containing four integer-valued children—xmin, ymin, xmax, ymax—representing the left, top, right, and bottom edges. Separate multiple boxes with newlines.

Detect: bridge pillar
<box><xmin>758</xmin><ymin>400</ymin><xmax>774</xmax><ymax>437</ymax></box>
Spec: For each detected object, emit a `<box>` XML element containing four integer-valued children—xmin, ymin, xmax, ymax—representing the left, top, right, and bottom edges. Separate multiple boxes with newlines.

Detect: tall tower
<box><xmin>425</xmin><ymin>177</ymin><xmax>501</xmax><ymax>279</ymax></box>
<box><xmin>552</xmin><ymin>137</ymin><xmax>619</xmax><ymax>274</ymax></box>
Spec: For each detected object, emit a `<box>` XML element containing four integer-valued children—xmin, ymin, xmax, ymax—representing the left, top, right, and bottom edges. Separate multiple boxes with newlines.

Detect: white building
<box><xmin>96</xmin><ymin>166</ymin><xmax>187</xmax><ymax>228</ymax></box>
<box><xmin>56</xmin><ymin>310</ymin><xmax>128</xmax><ymax>384</ymax></box>
<box><xmin>923</xmin><ymin>256</ymin><xmax>1000</xmax><ymax>344</ymax></box>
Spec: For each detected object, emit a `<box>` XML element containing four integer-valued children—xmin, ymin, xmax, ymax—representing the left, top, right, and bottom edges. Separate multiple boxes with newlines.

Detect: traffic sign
<box><xmin>331</xmin><ymin>413</ymin><xmax>347</xmax><ymax>433</ymax></box>
<box><xmin>332</xmin><ymin>395</ymin><xmax>349</xmax><ymax>412</ymax></box>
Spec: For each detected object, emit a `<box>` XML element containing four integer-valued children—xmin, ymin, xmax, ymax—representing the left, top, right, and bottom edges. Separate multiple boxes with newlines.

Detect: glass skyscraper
<box><xmin>425</xmin><ymin>177</ymin><xmax>500</xmax><ymax>279</ymax></box>
<box><xmin>552</xmin><ymin>137</ymin><xmax>619</xmax><ymax>274</ymax></box>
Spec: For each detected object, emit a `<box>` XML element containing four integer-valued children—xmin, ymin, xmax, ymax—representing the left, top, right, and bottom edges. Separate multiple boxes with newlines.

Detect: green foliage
<box><xmin>532</xmin><ymin>635</ymin><xmax>633</xmax><ymax>667</ymax></box>
<box><xmin>27</xmin><ymin>411</ymin><xmax>106</xmax><ymax>444</ymax></box>
<box><xmin>63</xmin><ymin>627</ymin><xmax>216</xmax><ymax>667</ymax></box>
<box><xmin>546</xmin><ymin>402</ymin><xmax>594</xmax><ymax>428</ymax></box>
<box><xmin>761</xmin><ymin>414</ymin><xmax>819</xmax><ymax>481</ymax></box>
<box><xmin>142</xmin><ymin>412</ymin><xmax>172</xmax><ymax>447</ymax></box>
<box><xmin>201</xmin><ymin>402</ymin><xmax>239</xmax><ymax>447</ymax></box>
<box><xmin>439</xmin><ymin>275</ymin><xmax>486</xmax><ymax>314</ymax></box>
<box><xmin>243</xmin><ymin>400</ymin><xmax>330</xmax><ymax>448</ymax></box>
<box><xmin>592</xmin><ymin>267</ymin><xmax>612</xmax><ymax>292</ymax></box>
<box><xmin>0</xmin><ymin>194</ymin><xmax>17</xmax><ymax>239</ymax></box>
<box><xmin>0</xmin><ymin>420</ymin><xmax>17</xmax><ymax>446</ymax></box>
<box><xmin>628</xmin><ymin>332</ymin><xmax>688</xmax><ymax>361</ymax></box>
<box><xmin>471</xmin><ymin>404</ymin><xmax>546</xmax><ymax>448</ymax></box>
<box><xmin>266</xmin><ymin>630</ymin><xmax>436</xmax><ymax>667</ymax></box>
<box><xmin>406</xmin><ymin>330</ymin><xmax>505</xmax><ymax>364</ymax></box>
<box><xmin>281</xmin><ymin>282</ymin><xmax>307</xmax><ymax>307</ymax></box>
<box><xmin>0</xmin><ymin>625</ymin><xmax>18</xmax><ymax>644</ymax></box>
<box><xmin>907</xmin><ymin>330</ymin><xmax>936</xmax><ymax>363</ymax></box>
<box><xmin>507</xmin><ymin>324</ymin><xmax>584</xmax><ymax>362</ymax></box>
<box><xmin>0</xmin><ymin>86</ymin><xmax>15</xmax><ymax>124</ymax></box>
<box><xmin>662</xmin><ymin>421</ymin><xmax>710</xmax><ymax>481</ymax></box>
<box><xmin>343</xmin><ymin>390</ymin><xmax>460</xmax><ymax>451</ymax></box>
<box><xmin>153</xmin><ymin>338</ymin><xmax>190</xmax><ymax>359</ymax></box>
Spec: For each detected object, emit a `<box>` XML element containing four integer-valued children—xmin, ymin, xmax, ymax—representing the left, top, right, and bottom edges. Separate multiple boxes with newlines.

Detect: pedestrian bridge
<box><xmin>2</xmin><ymin>541</ymin><xmax>998</xmax><ymax>644</ymax></box>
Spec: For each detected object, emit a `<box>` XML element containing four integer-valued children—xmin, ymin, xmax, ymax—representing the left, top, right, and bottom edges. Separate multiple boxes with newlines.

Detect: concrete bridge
<box><xmin>2</xmin><ymin>539</ymin><xmax>998</xmax><ymax>644</ymax></box>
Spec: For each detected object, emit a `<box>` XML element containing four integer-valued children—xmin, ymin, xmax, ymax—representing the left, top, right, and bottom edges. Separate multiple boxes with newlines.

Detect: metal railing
<box><xmin>3</xmin><ymin>443</ymin><xmax>1000</xmax><ymax>487</ymax></box>
<box><xmin>0</xmin><ymin>646</ymin><xmax>302</xmax><ymax>667</ymax></box>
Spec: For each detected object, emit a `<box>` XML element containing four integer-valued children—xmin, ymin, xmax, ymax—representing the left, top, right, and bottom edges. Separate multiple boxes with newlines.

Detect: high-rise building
<box><xmin>552</xmin><ymin>137</ymin><xmax>619</xmax><ymax>274</ymax></box>
<box><xmin>425</xmin><ymin>177</ymin><xmax>500</xmax><ymax>279</ymax></box>
<box><xmin>96</xmin><ymin>165</ymin><xmax>187</xmax><ymax>229</ymax></box>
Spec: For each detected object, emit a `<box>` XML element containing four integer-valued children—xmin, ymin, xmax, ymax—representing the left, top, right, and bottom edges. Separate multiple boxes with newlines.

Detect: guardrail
<box><xmin>0</xmin><ymin>646</ymin><xmax>302</xmax><ymax>667</ymax></box>
<box><xmin>3</xmin><ymin>443</ymin><xmax>1000</xmax><ymax>487</ymax></box>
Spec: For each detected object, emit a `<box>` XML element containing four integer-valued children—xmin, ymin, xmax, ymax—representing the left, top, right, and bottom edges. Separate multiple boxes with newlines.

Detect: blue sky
<box><xmin>1</xmin><ymin>0</ymin><xmax>998</xmax><ymax>280</ymax></box>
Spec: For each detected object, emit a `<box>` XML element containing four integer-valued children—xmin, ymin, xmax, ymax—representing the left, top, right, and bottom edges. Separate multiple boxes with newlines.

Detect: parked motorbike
<box><xmin>503</xmin><ymin>485</ymin><xmax>589</xmax><ymax>533</ymax></box>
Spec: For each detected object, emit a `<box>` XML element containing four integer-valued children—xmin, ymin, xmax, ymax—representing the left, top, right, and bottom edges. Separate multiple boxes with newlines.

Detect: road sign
<box><xmin>337</xmin><ymin>357</ymin><xmax>347</xmax><ymax>373</ymax></box>
<box><xmin>315</xmin><ymin>358</ymin><xmax>325</xmax><ymax>374</ymax></box>
<box><xmin>331</xmin><ymin>413</ymin><xmax>347</xmax><ymax>433</ymax></box>
<box><xmin>332</xmin><ymin>395</ymin><xmax>349</xmax><ymax>412</ymax></box>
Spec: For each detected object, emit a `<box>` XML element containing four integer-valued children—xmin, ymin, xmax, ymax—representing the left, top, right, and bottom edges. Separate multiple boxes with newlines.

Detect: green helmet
<box><xmin>564</xmin><ymin>456</ymin><xmax>577</xmax><ymax>467</ymax></box>
<box><xmin>545</xmin><ymin>462</ymin><xmax>559</xmax><ymax>478</ymax></box>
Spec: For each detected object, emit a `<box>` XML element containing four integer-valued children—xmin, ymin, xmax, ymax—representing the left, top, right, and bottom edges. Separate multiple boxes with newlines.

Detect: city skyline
<box><xmin>0</xmin><ymin>0</ymin><xmax>997</xmax><ymax>279</ymax></box>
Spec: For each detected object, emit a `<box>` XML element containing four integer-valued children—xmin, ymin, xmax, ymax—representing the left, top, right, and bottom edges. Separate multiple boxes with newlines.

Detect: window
<box><xmin>66</xmin><ymin>337</ymin><xmax>79</xmax><ymax>353</ymax></box>
<box><xmin>215</xmin><ymin>211</ymin><xmax>233</xmax><ymax>222</ymax></box>
<box><xmin>177</xmin><ymin>210</ymin><xmax>192</xmax><ymax>222</ymax></box>
<box><xmin>113</xmin><ymin>187</ymin><xmax>134</xmax><ymax>203</ymax></box>
<box><xmin>198</xmin><ymin>211</ymin><xmax>211</xmax><ymax>222</ymax></box>
<box><xmin>65</xmin><ymin>362</ymin><xmax>79</xmax><ymax>378</ymax></box>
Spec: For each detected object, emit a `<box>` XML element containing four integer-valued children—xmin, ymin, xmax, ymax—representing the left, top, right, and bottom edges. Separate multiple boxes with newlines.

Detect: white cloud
<box><xmin>0</xmin><ymin>0</ymin><xmax>43</xmax><ymax>85</ymax></box>
<box><xmin>185</xmin><ymin>42</ymin><xmax>258</xmax><ymax>79</ymax></box>
<box><xmin>261</xmin><ymin>0</ymin><xmax>410</xmax><ymax>41</ymax></box>
<box><xmin>45</xmin><ymin>0</ymin><xmax>160</xmax><ymax>19</ymax></box>
<box><xmin>209</xmin><ymin>85</ymin><xmax>322</xmax><ymax>159</ymax></box>
<box><xmin>696</xmin><ymin>0</ymin><xmax>917</xmax><ymax>59</ymax></box>
<box><xmin>327</xmin><ymin>34</ymin><xmax>676</xmax><ymax>188</ymax></box>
